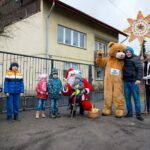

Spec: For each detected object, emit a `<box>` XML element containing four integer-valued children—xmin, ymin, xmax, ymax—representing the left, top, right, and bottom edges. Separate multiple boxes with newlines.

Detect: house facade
<box><xmin>0</xmin><ymin>0</ymin><xmax>127</xmax><ymax>93</ymax></box>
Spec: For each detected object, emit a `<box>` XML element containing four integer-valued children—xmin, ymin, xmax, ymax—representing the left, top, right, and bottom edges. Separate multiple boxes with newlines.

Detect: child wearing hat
<box><xmin>4</xmin><ymin>62</ymin><xmax>24</xmax><ymax>121</ymax></box>
<box><xmin>69</xmin><ymin>74</ymin><xmax>84</xmax><ymax>117</ymax></box>
<box><xmin>48</xmin><ymin>68</ymin><xmax>62</xmax><ymax>118</ymax></box>
<box><xmin>71</xmin><ymin>74</ymin><xmax>84</xmax><ymax>102</ymax></box>
<box><xmin>35</xmin><ymin>74</ymin><xmax>48</xmax><ymax>119</ymax></box>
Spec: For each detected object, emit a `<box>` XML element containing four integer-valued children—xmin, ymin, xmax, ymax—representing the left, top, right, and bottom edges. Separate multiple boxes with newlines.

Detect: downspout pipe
<box><xmin>45</xmin><ymin>0</ymin><xmax>55</xmax><ymax>71</ymax></box>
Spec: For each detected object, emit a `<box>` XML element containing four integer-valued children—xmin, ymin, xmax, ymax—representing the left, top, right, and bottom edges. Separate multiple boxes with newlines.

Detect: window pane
<box><xmin>57</xmin><ymin>26</ymin><xmax>64</xmax><ymax>43</ymax></box>
<box><xmin>80</xmin><ymin>33</ymin><xmax>85</xmax><ymax>48</ymax></box>
<box><xmin>65</xmin><ymin>28</ymin><xmax>71</xmax><ymax>45</ymax></box>
<box><xmin>72</xmin><ymin>63</ymin><xmax>79</xmax><ymax>70</ymax></box>
<box><xmin>99</xmin><ymin>43</ymin><xmax>102</xmax><ymax>50</ymax></box>
<box><xmin>95</xmin><ymin>41</ymin><xmax>99</xmax><ymax>51</ymax></box>
<box><xmin>64</xmin><ymin>62</ymin><xmax>71</xmax><ymax>70</ymax></box>
<box><xmin>95</xmin><ymin>67</ymin><xmax>104</xmax><ymax>80</ymax></box>
<box><xmin>73</xmin><ymin>31</ymin><xmax>78</xmax><ymax>47</ymax></box>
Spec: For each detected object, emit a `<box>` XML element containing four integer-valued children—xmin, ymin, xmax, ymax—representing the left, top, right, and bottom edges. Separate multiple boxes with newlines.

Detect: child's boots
<box><xmin>41</xmin><ymin>111</ymin><xmax>46</xmax><ymax>118</ymax></box>
<box><xmin>35</xmin><ymin>111</ymin><xmax>40</xmax><ymax>119</ymax></box>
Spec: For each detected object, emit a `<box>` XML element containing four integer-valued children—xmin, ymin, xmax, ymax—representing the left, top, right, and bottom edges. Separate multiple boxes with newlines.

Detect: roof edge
<box><xmin>48</xmin><ymin>0</ymin><xmax>128</xmax><ymax>37</ymax></box>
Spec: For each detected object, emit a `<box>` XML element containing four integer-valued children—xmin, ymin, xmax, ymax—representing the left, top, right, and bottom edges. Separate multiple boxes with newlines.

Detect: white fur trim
<box><xmin>63</xmin><ymin>87</ymin><xmax>68</xmax><ymax>93</ymax></box>
<box><xmin>85</xmin><ymin>88</ymin><xmax>90</xmax><ymax>94</ymax></box>
<box><xmin>5</xmin><ymin>75</ymin><xmax>23</xmax><ymax>79</ymax></box>
<box><xmin>68</xmin><ymin>70</ymin><xmax>75</xmax><ymax>78</ymax></box>
<box><xmin>116</xmin><ymin>52</ymin><xmax>125</xmax><ymax>59</ymax></box>
<box><xmin>82</xmin><ymin>94</ymin><xmax>85</xmax><ymax>101</ymax></box>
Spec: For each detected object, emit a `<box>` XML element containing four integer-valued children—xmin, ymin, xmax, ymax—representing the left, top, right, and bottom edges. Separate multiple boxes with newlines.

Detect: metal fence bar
<box><xmin>0</xmin><ymin>51</ymin><xmax>104</xmax><ymax>113</ymax></box>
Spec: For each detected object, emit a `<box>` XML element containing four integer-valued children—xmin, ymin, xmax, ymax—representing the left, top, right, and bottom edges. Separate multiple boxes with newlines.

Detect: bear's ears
<box><xmin>108</xmin><ymin>42</ymin><xmax>115</xmax><ymax>48</ymax></box>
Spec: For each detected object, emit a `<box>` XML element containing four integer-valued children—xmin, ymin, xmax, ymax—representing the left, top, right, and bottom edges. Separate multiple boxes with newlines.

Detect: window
<box><xmin>58</xmin><ymin>25</ymin><xmax>64</xmax><ymax>43</ymax></box>
<box><xmin>95</xmin><ymin>67</ymin><xmax>104</xmax><ymax>80</ymax></box>
<box><xmin>73</xmin><ymin>31</ymin><xmax>78</xmax><ymax>46</ymax></box>
<box><xmin>63</xmin><ymin>62</ymin><xmax>79</xmax><ymax>78</ymax></box>
<box><xmin>95</xmin><ymin>41</ymin><xmax>107</xmax><ymax>55</ymax></box>
<box><xmin>65</xmin><ymin>28</ymin><xmax>71</xmax><ymax>45</ymax></box>
<box><xmin>57</xmin><ymin>25</ymin><xmax>86</xmax><ymax>49</ymax></box>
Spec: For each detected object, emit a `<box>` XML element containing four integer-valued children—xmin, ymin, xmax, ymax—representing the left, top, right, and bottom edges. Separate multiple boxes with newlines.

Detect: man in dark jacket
<box><xmin>123</xmin><ymin>46</ymin><xmax>144</xmax><ymax>121</ymax></box>
<box><xmin>143</xmin><ymin>51</ymin><xmax>150</xmax><ymax>113</ymax></box>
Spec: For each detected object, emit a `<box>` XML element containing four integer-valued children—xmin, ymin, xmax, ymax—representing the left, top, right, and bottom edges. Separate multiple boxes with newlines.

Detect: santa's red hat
<box><xmin>65</xmin><ymin>68</ymin><xmax>74</xmax><ymax>79</ymax></box>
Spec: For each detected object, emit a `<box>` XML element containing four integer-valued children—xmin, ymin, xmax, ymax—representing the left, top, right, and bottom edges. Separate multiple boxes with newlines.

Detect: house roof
<box><xmin>49</xmin><ymin>0</ymin><xmax>128</xmax><ymax>37</ymax></box>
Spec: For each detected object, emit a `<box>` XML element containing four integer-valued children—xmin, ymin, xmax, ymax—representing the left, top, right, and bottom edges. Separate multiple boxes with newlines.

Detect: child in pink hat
<box><xmin>35</xmin><ymin>74</ymin><xmax>48</xmax><ymax>118</ymax></box>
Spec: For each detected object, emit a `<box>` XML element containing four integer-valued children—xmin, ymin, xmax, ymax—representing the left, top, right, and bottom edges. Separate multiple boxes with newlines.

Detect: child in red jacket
<box><xmin>35</xmin><ymin>74</ymin><xmax>48</xmax><ymax>119</ymax></box>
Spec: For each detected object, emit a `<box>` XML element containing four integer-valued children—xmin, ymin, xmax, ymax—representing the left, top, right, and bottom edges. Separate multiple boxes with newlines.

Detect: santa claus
<box><xmin>63</xmin><ymin>68</ymin><xmax>92</xmax><ymax>116</ymax></box>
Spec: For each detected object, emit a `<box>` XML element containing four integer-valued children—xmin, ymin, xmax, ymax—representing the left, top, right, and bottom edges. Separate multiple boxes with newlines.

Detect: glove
<box><xmin>143</xmin><ymin>76</ymin><xmax>148</xmax><ymax>80</ymax></box>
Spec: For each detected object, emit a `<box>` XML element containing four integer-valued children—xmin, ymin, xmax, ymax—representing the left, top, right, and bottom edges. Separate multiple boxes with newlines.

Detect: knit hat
<box><xmin>125</xmin><ymin>46</ymin><xmax>134</xmax><ymax>54</ymax></box>
<box><xmin>38</xmin><ymin>74</ymin><xmax>48</xmax><ymax>81</ymax></box>
<box><xmin>75</xmin><ymin>74</ymin><xmax>82</xmax><ymax>82</ymax></box>
<box><xmin>9</xmin><ymin>62</ymin><xmax>19</xmax><ymax>70</ymax></box>
<box><xmin>51</xmin><ymin>68</ymin><xmax>58</xmax><ymax>74</ymax></box>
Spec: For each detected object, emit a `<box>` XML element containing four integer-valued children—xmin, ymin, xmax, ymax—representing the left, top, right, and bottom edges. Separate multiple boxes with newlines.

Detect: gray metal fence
<box><xmin>0</xmin><ymin>51</ymin><xmax>103</xmax><ymax>113</ymax></box>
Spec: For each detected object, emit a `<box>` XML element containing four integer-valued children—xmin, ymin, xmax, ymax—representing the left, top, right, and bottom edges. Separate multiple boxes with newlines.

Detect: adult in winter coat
<box><xmin>123</xmin><ymin>46</ymin><xmax>144</xmax><ymax>121</ymax></box>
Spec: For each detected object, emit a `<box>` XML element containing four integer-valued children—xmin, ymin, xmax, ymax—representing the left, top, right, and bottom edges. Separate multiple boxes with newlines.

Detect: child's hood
<box><xmin>49</xmin><ymin>68</ymin><xmax>58</xmax><ymax>79</ymax></box>
<box><xmin>75</xmin><ymin>74</ymin><xmax>83</xmax><ymax>82</ymax></box>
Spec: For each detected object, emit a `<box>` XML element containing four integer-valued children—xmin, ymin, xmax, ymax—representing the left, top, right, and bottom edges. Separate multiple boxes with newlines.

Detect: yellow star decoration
<box><xmin>124</xmin><ymin>11</ymin><xmax>150</xmax><ymax>45</ymax></box>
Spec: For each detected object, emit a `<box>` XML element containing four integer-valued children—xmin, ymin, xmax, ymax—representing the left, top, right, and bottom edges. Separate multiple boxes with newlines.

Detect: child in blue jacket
<box><xmin>48</xmin><ymin>68</ymin><xmax>62</xmax><ymax>118</ymax></box>
<box><xmin>4</xmin><ymin>62</ymin><xmax>24</xmax><ymax>120</ymax></box>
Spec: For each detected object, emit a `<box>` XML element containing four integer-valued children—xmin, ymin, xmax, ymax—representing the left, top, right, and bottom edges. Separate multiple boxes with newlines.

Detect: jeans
<box><xmin>124</xmin><ymin>81</ymin><xmax>141</xmax><ymax>114</ymax></box>
<box><xmin>36</xmin><ymin>99</ymin><xmax>46</xmax><ymax>111</ymax></box>
<box><xmin>49</xmin><ymin>98</ymin><xmax>59</xmax><ymax>114</ymax></box>
<box><xmin>7</xmin><ymin>94</ymin><xmax>20</xmax><ymax>119</ymax></box>
<box><xmin>146</xmin><ymin>84</ymin><xmax>150</xmax><ymax>112</ymax></box>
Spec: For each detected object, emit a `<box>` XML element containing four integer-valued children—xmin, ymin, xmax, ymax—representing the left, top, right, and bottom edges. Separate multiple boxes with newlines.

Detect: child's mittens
<box><xmin>75</xmin><ymin>85</ymin><xmax>79</xmax><ymax>89</ymax></box>
<box><xmin>40</xmin><ymin>91</ymin><xmax>44</xmax><ymax>94</ymax></box>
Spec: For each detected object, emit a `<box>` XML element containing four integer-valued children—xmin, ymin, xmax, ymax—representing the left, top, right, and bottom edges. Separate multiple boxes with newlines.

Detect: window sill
<box><xmin>57</xmin><ymin>42</ymin><xmax>87</xmax><ymax>50</ymax></box>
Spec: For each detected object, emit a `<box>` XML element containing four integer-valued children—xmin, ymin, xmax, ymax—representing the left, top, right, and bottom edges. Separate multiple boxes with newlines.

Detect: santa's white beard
<box><xmin>67</xmin><ymin>76</ymin><xmax>75</xmax><ymax>86</ymax></box>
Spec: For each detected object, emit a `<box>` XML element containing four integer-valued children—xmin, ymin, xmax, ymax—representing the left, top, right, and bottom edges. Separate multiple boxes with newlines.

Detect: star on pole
<box><xmin>124</xmin><ymin>11</ymin><xmax>150</xmax><ymax>45</ymax></box>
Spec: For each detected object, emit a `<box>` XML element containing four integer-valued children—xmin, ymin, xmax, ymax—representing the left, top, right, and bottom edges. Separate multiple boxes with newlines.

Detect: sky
<box><xmin>60</xmin><ymin>0</ymin><xmax>150</xmax><ymax>55</ymax></box>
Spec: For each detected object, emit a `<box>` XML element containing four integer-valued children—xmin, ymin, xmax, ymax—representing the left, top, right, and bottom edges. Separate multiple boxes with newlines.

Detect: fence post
<box><xmin>88</xmin><ymin>65</ymin><xmax>93</xmax><ymax>100</ymax></box>
<box><xmin>88</xmin><ymin>65</ymin><xmax>93</xmax><ymax>85</ymax></box>
<box><xmin>51</xmin><ymin>59</ymin><xmax>54</xmax><ymax>70</ymax></box>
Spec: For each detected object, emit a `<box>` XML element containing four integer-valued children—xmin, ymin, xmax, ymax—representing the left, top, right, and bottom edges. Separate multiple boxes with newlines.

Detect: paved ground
<box><xmin>0</xmin><ymin>102</ymin><xmax>150</xmax><ymax>150</ymax></box>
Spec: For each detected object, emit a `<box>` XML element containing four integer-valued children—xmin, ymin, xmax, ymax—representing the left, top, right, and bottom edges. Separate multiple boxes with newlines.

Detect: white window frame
<box><xmin>95</xmin><ymin>41</ymin><xmax>107</xmax><ymax>55</ymax></box>
<box><xmin>57</xmin><ymin>25</ymin><xmax>86</xmax><ymax>49</ymax></box>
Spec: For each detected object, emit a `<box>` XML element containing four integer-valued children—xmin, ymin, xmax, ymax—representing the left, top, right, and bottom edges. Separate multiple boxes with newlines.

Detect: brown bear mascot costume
<box><xmin>96</xmin><ymin>42</ymin><xmax>126</xmax><ymax>118</ymax></box>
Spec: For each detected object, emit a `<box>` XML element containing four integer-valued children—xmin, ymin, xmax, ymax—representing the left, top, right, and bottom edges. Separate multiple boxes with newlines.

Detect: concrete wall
<box><xmin>0</xmin><ymin>1</ymin><xmax>45</xmax><ymax>57</ymax></box>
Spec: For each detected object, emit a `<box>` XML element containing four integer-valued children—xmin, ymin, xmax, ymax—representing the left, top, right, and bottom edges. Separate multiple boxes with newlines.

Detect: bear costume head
<box><xmin>107</xmin><ymin>42</ymin><xmax>126</xmax><ymax>59</ymax></box>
